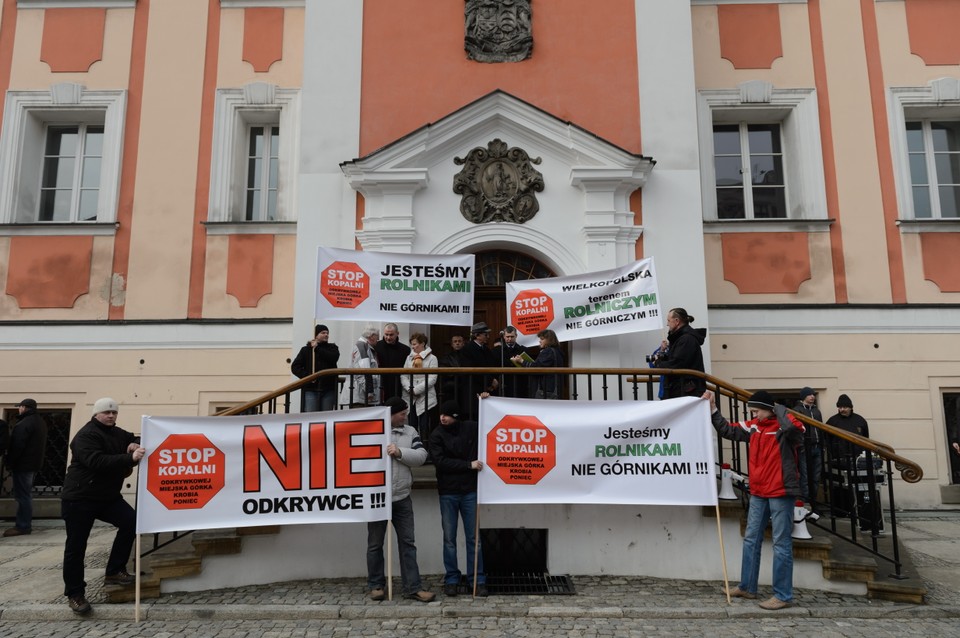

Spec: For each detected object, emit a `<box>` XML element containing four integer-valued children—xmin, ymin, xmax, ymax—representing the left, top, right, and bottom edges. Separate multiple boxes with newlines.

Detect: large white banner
<box><xmin>315</xmin><ymin>247</ymin><xmax>475</xmax><ymax>326</ymax></box>
<box><xmin>505</xmin><ymin>258</ymin><xmax>662</xmax><ymax>346</ymax></box>
<box><xmin>477</xmin><ymin>397</ymin><xmax>717</xmax><ymax>506</ymax></box>
<box><xmin>137</xmin><ymin>407</ymin><xmax>392</xmax><ymax>534</ymax></box>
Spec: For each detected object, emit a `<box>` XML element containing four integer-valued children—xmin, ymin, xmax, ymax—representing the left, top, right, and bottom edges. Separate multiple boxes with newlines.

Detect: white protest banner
<box><xmin>477</xmin><ymin>396</ymin><xmax>717</xmax><ymax>506</ymax></box>
<box><xmin>315</xmin><ymin>247</ymin><xmax>475</xmax><ymax>326</ymax></box>
<box><xmin>505</xmin><ymin>257</ymin><xmax>661</xmax><ymax>345</ymax></box>
<box><xmin>137</xmin><ymin>407</ymin><xmax>392</xmax><ymax>534</ymax></box>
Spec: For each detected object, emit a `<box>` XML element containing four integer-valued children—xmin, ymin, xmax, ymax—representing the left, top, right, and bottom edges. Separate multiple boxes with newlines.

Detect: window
<box><xmin>905</xmin><ymin>120</ymin><xmax>960</xmax><ymax>219</ymax></box>
<box><xmin>0</xmin><ymin>84</ymin><xmax>125</xmax><ymax>227</ymax></box>
<box><xmin>39</xmin><ymin>124</ymin><xmax>104</xmax><ymax>222</ymax></box>
<box><xmin>245</xmin><ymin>125</ymin><xmax>280</xmax><ymax>221</ymax></box>
<box><xmin>207</xmin><ymin>83</ymin><xmax>300</xmax><ymax>227</ymax></box>
<box><xmin>713</xmin><ymin>123</ymin><xmax>786</xmax><ymax>219</ymax></box>
<box><xmin>698</xmin><ymin>83</ymin><xmax>827</xmax><ymax>224</ymax></box>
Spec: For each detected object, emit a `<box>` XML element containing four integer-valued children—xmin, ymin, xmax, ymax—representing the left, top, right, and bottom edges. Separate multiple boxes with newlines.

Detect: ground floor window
<box><xmin>945</xmin><ymin>393</ymin><xmax>960</xmax><ymax>485</ymax></box>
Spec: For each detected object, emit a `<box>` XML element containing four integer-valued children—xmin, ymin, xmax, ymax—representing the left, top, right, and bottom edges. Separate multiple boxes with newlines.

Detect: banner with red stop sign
<box><xmin>505</xmin><ymin>257</ymin><xmax>662</xmax><ymax>346</ymax></box>
<box><xmin>477</xmin><ymin>396</ymin><xmax>716</xmax><ymax>506</ymax></box>
<box><xmin>136</xmin><ymin>407</ymin><xmax>392</xmax><ymax>534</ymax></box>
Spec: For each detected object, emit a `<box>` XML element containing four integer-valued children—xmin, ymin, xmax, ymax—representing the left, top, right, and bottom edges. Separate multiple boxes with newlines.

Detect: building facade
<box><xmin>0</xmin><ymin>0</ymin><xmax>958</xmax><ymax>517</ymax></box>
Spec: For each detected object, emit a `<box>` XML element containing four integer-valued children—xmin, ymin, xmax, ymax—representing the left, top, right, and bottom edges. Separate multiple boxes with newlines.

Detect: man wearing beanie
<box><xmin>428</xmin><ymin>400</ymin><xmax>487</xmax><ymax>597</ymax></box>
<box><xmin>291</xmin><ymin>324</ymin><xmax>340</xmax><ymax>412</ymax></box>
<box><xmin>60</xmin><ymin>398</ymin><xmax>146</xmax><ymax>615</ymax></box>
<box><xmin>793</xmin><ymin>387</ymin><xmax>823</xmax><ymax>505</ymax></box>
<box><xmin>826</xmin><ymin>394</ymin><xmax>881</xmax><ymax>533</ymax></box>
<box><xmin>366</xmin><ymin>397</ymin><xmax>435</xmax><ymax>603</ymax></box>
<box><xmin>4</xmin><ymin>399</ymin><xmax>47</xmax><ymax>537</ymax></box>
<box><xmin>703</xmin><ymin>389</ymin><xmax>804</xmax><ymax>611</ymax></box>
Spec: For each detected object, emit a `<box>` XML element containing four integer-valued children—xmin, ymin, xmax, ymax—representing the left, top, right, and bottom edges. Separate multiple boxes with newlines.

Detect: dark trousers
<box><xmin>62</xmin><ymin>498</ymin><xmax>137</xmax><ymax>597</ymax></box>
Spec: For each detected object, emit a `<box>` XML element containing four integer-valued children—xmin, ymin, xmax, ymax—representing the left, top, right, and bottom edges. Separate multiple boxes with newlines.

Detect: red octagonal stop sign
<box><xmin>486</xmin><ymin>415</ymin><xmax>556</xmax><ymax>485</ymax></box>
<box><xmin>510</xmin><ymin>288</ymin><xmax>554</xmax><ymax>336</ymax></box>
<box><xmin>147</xmin><ymin>434</ymin><xmax>225</xmax><ymax>510</ymax></box>
<box><xmin>319</xmin><ymin>260</ymin><xmax>370</xmax><ymax>309</ymax></box>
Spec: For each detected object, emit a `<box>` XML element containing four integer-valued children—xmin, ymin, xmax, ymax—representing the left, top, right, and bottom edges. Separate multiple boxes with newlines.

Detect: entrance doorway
<box><xmin>431</xmin><ymin>250</ymin><xmax>556</xmax><ymax>360</ymax></box>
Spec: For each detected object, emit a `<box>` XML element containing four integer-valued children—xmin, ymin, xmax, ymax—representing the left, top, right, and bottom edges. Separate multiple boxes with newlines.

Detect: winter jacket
<box><xmin>429</xmin><ymin>419</ymin><xmax>479</xmax><ymax>495</ymax></box>
<box><xmin>388</xmin><ymin>423</ymin><xmax>428</xmax><ymax>502</ymax></box>
<box><xmin>340</xmin><ymin>338</ymin><xmax>380</xmax><ymax>406</ymax></box>
<box><xmin>826</xmin><ymin>411</ymin><xmax>870</xmax><ymax>460</ymax></box>
<box><xmin>522</xmin><ymin>346</ymin><xmax>564</xmax><ymax>398</ymax></box>
<box><xmin>61</xmin><ymin>419</ymin><xmax>140</xmax><ymax>502</ymax></box>
<box><xmin>711</xmin><ymin>404</ymin><xmax>804</xmax><ymax>499</ymax></box>
<box><xmin>400</xmin><ymin>348</ymin><xmax>438</xmax><ymax>416</ymax></box>
<box><xmin>8</xmin><ymin>410</ymin><xmax>47</xmax><ymax>473</ymax></box>
<box><xmin>291</xmin><ymin>341</ymin><xmax>340</xmax><ymax>392</ymax></box>
<box><xmin>793</xmin><ymin>401</ymin><xmax>823</xmax><ymax>445</ymax></box>
<box><xmin>656</xmin><ymin>323</ymin><xmax>707</xmax><ymax>399</ymax></box>
<box><xmin>374</xmin><ymin>339</ymin><xmax>411</xmax><ymax>401</ymax></box>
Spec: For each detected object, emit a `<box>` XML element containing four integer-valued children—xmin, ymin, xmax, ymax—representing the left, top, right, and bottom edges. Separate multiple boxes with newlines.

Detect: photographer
<box><xmin>653</xmin><ymin>307</ymin><xmax>707</xmax><ymax>399</ymax></box>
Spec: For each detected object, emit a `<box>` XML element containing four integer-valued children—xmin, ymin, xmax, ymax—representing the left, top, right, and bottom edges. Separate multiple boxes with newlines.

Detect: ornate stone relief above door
<box><xmin>453</xmin><ymin>138</ymin><xmax>543</xmax><ymax>224</ymax></box>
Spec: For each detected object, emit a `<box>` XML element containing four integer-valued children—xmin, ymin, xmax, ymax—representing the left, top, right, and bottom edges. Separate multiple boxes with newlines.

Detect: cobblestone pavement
<box><xmin>1</xmin><ymin>512</ymin><xmax>958</xmax><ymax>636</ymax></box>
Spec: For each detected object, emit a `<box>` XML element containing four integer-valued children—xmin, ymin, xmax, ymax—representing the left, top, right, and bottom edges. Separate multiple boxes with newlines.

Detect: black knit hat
<box><xmin>315</xmin><ymin>324</ymin><xmax>329</xmax><ymax>335</ymax></box>
<box><xmin>799</xmin><ymin>387</ymin><xmax>815</xmax><ymax>400</ymax></box>
<box><xmin>836</xmin><ymin>394</ymin><xmax>853</xmax><ymax>409</ymax></box>
<box><xmin>747</xmin><ymin>390</ymin><xmax>776</xmax><ymax>411</ymax></box>
<box><xmin>439</xmin><ymin>400</ymin><xmax>460</xmax><ymax>418</ymax></box>
<box><xmin>386</xmin><ymin>396</ymin><xmax>408</xmax><ymax>415</ymax></box>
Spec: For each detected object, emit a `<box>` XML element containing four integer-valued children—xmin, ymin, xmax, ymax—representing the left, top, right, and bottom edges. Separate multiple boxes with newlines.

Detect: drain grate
<box><xmin>457</xmin><ymin>573</ymin><xmax>575</xmax><ymax>595</ymax></box>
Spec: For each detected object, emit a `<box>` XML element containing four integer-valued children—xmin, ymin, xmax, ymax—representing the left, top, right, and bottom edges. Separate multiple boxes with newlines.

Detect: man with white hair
<box><xmin>60</xmin><ymin>398</ymin><xmax>146</xmax><ymax>615</ymax></box>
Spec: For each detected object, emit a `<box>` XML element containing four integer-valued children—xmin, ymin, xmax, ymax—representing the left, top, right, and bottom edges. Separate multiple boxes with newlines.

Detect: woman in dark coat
<box><xmin>654</xmin><ymin>307</ymin><xmax>707</xmax><ymax>399</ymax></box>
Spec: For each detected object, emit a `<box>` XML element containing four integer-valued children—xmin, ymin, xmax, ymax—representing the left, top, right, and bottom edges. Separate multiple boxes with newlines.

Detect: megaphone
<box><xmin>792</xmin><ymin>500</ymin><xmax>813</xmax><ymax>539</ymax></box>
<box><xmin>718</xmin><ymin>463</ymin><xmax>744</xmax><ymax>500</ymax></box>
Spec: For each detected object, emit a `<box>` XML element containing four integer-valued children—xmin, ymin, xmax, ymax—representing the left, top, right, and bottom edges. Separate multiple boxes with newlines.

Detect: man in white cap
<box><xmin>60</xmin><ymin>398</ymin><xmax>146</xmax><ymax>615</ymax></box>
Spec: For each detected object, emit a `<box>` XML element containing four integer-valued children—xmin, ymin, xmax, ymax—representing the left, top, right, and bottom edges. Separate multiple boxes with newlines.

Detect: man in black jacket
<box><xmin>374</xmin><ymin>323</ymin><xmax>411</xmax><ymax>403</ymax></box>
<box><xmin>793</xmin><ymin>387</ymin><xmax>823</xmax><ymax>505</ymax></box>
<box><xmin>60</xmin><ymin>398</ymin><xmax>145</xmax><ymax>615</ymax></box>
<box><xmin>4</xmin><ymin>398</ymin><xmax>47</xmax><ymax>537</ymax></box>
<box><xmin>491</xmin><ymin>326</ymin><xmax>527</xmax><ymax>398</ymax></box>
<box><xmin>826</xmin><ymin>394</ymin><xmax>882</xmax><ymax>534</ymax></box>
<box><xmin>428</xmin><ymin>400</ymin><xmax>487</xmax><ymax>597</ymax></box>
<box><xmin>291</xmin><ymin>324</ymin><xmax>340</xmax><ymax>412</ymax></box>
<box><xmin>458</xmin><ymin>322</ymin><xmax>498</xmax><ymax>420</ymax></box>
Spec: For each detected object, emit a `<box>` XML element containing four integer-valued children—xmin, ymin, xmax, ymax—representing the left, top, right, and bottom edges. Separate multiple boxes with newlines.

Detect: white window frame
<box><xmin>698</xmin><ymin>83</ymin><xmax>828</xmax><ymax>225</ymax></box>
<box><xmin>207</xmin><ymin>83</ymin><xmax>300</xmax><ymax>230</ymax></box>
<box><xmin>38</xmin><ymin>122</ymin><xmax>105</xmax><ymax>223</ymax></box>
<box><xmin>0</xmin><ymin>84</ymin><xmax>126</xmax><ymax>228</ymax></box>
<box><xmin>712</xmin><ymin>121</ymin><xmax>786</xmax><ymax>220</ymax></box>
<box><xmin>890</xmin><ymin>80</ymin><xmax>960</xmax><ymax>231</ymax></box>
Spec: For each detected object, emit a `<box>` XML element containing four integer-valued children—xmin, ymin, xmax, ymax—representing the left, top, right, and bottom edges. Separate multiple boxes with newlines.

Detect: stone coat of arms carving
<box><xmin>453</xmin><ymin>139</ymin><xmax>544</xmax><ymax>224</ymax></box>
<box><xmin>465</xmin><ymin>0</ymin><xmax>532</xmax><ymax>63</ymax></box>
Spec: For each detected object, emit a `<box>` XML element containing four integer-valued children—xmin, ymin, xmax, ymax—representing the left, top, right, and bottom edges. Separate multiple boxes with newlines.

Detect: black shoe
<box><xmin>104</xmin><ymin>570</ymin><xmax>135</xmax><ymax>586</ymax></box>
<box><xmin>68</xmin><ymin>595</ymin><xmax>92</xmax><ymax>615</ymax></box>
<box><xmin>443</xmin><ymin>583</ymin><xmax>458</xmax><ymax>597</ymax></box>
<box><xmin>475</xmin><ymin>584</ymin><xmax>488</xmax><ymax>597</ymax></box>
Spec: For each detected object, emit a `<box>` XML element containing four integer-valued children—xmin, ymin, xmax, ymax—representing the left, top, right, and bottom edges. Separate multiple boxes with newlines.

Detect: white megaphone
<box><xmin>792</xmin><ymin>500</ymin><xmax>813</xmax><ymax>539</ymax></box>
<box><xmin>718</xmin><ymin>463</ymin><xmax>744</xmax><ymax>500</ymax></box>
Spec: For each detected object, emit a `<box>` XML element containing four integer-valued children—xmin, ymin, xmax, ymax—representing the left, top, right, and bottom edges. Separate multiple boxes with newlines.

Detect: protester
<box><xmin>61</xmin><ymin>398</ymin><xmax>146</xmax><ymax>615</ymax></box>
<box><xmin>4</xmin><ymin>399</ymin><xmax>47</xmax><ymax>537</ymax></box>
<box><xmin>439</xmin><ymin>334</ymin><xmax>468</xmax><ymax>409</ymax></box>
<box><xmin>341</xmin><ymin>326</ymin><xmax>381</xmax><ymax>407</ymax></box>
<box><xmin>401</xmin><ymin>332</ymin><xmax>439</xmax><ymax>442</ymax></box>
<box><xmin>826</xmin><ymin>394</ymin><xmax>882</xmax><ymax>533</ymax></box>
<box><xmin>366</xmin><ymin>397</ymin><xmax>435</xmax><ymax>603</ymax></box>
<box><xmin>511</xmin><ymin>329</ymin><xmax>564</xmax><ymax>399</ymax></box>
<box><xmin>492</xmin><ymin>326</ymin><xmax>528</xmax><ymax>398</ymax></box>
<box><xmin>654</xmin><ymin>308</ymin><xmax>707</xmax><ymax>398</ymax></box>
<box><xmin>374</xmin><ymin>323</ymin><xmax>411</xmax><ymax>403</ymax></box>
<box><xmin>428</xmin><ymin>400</ymin><xmax>487</xmax><ymax>597</ymax></box>
<box><xmin>703</xmin><ymin>389</ymin><xmax>804</xmax><ymax>610</ymax></box>
<box><xmin>458</xmin><ymin>322</ymin><xmax>498</xmax><ymax>421</ymax></box>
<box><xmin>793</xmin><ymin>387</ymin><xmax>823</xmax><ymax>505</ymax></box>
<box><xmin>291</xmin><ymin>324</ymin><xmax>340</xmax><ymax>412</ymax></box>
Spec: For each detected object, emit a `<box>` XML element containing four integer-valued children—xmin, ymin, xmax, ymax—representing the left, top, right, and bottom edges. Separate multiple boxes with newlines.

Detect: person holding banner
<box><xmin>654</xmin><ymin>308</ymin><xmax>707</xmax><ymax>399</ymax></box>
<box><xmin>60</xmin><ymin>398</ymin><xmax>146</xmax><ymax>615</ymax></box>
<box><xmin>511</xmin><ymin>329</ymin><xmax>564</xmax><ymax>400</ymax></box>
<box><xmin>367</xmin><ymin>397</ymin><xmax>435</xmax><ymax>603</ymax></box>
<box><xmin>704</xmin><ymin>390</ymin><xmax>804</xmax><ymax>611</ymax></box>
<box><xmin>341</xmin><ymin>327</ymin><xmax>381</xmax><ymax>407</ymax></box>
<box><xmin>429</xmin><ymin>400</ymin><xmax>488</xmax><ymax>597</ymax></box>
<box><xmin>291</xmin><ymin>324</ymin><xmax>340</xmax><ymax>412</ymax></box>
<box><xmin>401</xmin><ymin>333</ymin><xmax>439</xmax><ymax>443</ymax></box>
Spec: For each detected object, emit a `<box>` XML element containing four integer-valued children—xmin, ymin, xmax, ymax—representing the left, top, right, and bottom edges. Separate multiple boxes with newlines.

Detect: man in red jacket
<box><xmin>704</xmin><ymin>389</ymin><xmax>804</xmax><ymax>610</ymax></box>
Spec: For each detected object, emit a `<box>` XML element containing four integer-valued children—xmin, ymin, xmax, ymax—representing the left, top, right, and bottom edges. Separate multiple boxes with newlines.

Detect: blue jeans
<box><xmin>740</xmin><ymin>495</ymin><xmax>794</xmax><ymax>602</ymax></box>
<box><xmin>12</xmin><ymin>471</ymin><xmax>35</xmax><ymax>532</ymax></box>
<box><xmin>439</xmin><ymin>492</ymin><xmax>485</xmax><ymax>585</ymax></box>
<box><xmin>62</xmin><ymin>498</ymin><xmax>137</xmax><ymax>598</ymax></box>
<box><xmin>366</xmin><ymin>496</ymin><xmax>423</xmax><ymax>595</ymax></box>
<box><xmin>304</xmin><ymin>387</ymin><xmax>336</xmax><ymax>412</ymax></box>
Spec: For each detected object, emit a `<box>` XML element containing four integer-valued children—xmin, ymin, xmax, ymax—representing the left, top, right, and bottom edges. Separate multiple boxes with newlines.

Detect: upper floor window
<box><xmin>905</xmin><ymin>120</ymin><xmax>960</xmax><ymax>219</ymax></box>
<box><xmin>245</xmin><ymin>125</ymin><xmax>280</xmax><ymax>221</ymax></box>
<box><xmin>0</xmin><ymin>85</ymin><xmax>125</xmax><ymax>226</ymax></box>
<box><xmin>698</xmin><ymin>83</ymin><xmax>827</xmax><ymax>224</ymax></box>
<box><xmin>713</xmin><ymin>123</ymin><xmax>786</xmax><ymax>219</ymax></box>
